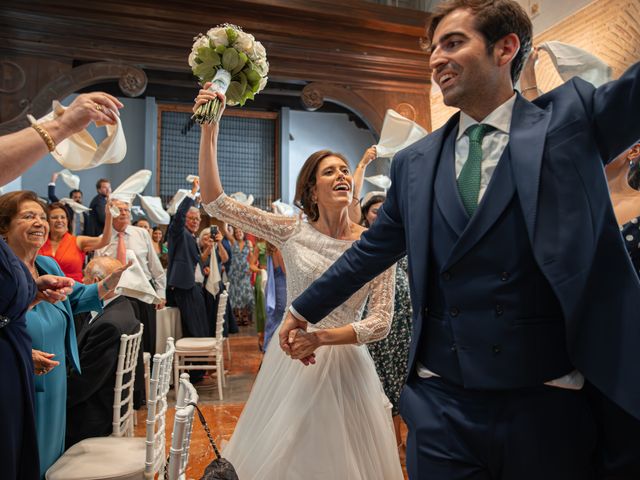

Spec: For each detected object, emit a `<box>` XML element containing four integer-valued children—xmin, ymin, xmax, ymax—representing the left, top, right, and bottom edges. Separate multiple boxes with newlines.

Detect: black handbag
<box><xmin>190</xmin><ymin>402</ymin><xmax>240</xmax><ymax>480</ymax></box>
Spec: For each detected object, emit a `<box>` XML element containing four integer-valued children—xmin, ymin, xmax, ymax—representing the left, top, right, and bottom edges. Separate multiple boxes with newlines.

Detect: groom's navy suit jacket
<box><xmin>292</xmin><ymin>62</ymin><xmax>640</xmax><ymax>419</ymax></box>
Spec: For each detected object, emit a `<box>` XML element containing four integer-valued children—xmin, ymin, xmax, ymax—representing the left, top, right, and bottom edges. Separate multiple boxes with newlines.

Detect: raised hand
<box><xmin>51</xmin><ymin>92</ymin><xmax>124</xmax><ymax>137</ymax></box>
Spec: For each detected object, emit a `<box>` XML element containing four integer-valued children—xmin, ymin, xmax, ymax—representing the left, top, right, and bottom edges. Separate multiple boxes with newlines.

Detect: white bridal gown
<box><xmin>204</xmin><ymin>194</ymin><xmax>403</xmax><ymax>480</ymax></box>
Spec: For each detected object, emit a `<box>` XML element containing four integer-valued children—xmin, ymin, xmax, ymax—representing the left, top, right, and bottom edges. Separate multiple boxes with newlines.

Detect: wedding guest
<box><xmin>66</xmin><ymin>257</ymin><xmax>142</xmax><ymax>448</ymax></box>
<box><xmin>263</xmin><ymin>243</ymin><xmax>286</xmax><ymax>350</ymax></box>
<box><xmin>0</xmin><ymin>90</ymin><xmax>121</xmax><ymax>480</ymax></box>
<box><xmin>133</xmin><ymin>218</ymin><xmax>152</xmax><ymax>236</ymax></box>
<box><xmin>250</xmin><ymin>237</ymin><xmax>268</xmax><ymax>350</ymax></box>
<box><xmin>86</xmin><ymin>178</ymin><xmax>111</xmax><ymax>236</ymax></box>
<box><xmin>96</xmin><ymin>199</ymin><xmax>166</xmax><ymax>356</ymax></box>
<box><xmin>40</xmin><ymin>201</ymin><xmax>113</xmax><ymax>282</ymax></box>
<box><xmin>198</xmin><ymin>226</ymin><xmax>232</xmax><ymax>336</ymax></box>
<box><xmin>48</xmin><ymin>172</ymin><xmax>88</xmax><ymax>236</ymax></box>
<box><xmin>151</xmin><ymin>227</ymin><xmax>168</xmax><ymax>257</ymax></box>
<box><xmin>166</xmin><ymin>180</ymin><xmax>208</xmax><ymax>340</ymax></box>
<box><xmin>0</xmin><ymin>190</ymin><xmax>126</xmax><ymax>478</ymax></box>
<box><xmin>347</xmin><ymin>146</ymin><xmax>377</xmax><ymax>223</ymax></box>
<box><xmin>224</xmin><ymin>225</ymin><xmax>254</xmax><ymax>326</ymax></box>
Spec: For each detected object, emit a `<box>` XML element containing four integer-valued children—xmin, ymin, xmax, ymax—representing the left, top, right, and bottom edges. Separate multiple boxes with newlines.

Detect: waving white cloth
<box><xmin>538</xmin><ymin>41</ymin><xmax>612</xmax><ymax>88</ymax></box>
<box><xmin>167</xmin><ymin>189</ymin><xmax>191</xmax><ymax>215</ymax></box>
<box><xmin>206</xmin><ymin>252</ymin><xmax>222</xmax><ymax>297</ymax></box>
<box><xmin>111</xmin><ymin>170</ymin><xmax>152</xmax><ymax>204</ymax></box>
<box><xmin>230</xmin><ymin>192</ymin><xmax>254</xmax><ymax>206</ymax></box>
<box><xmin>115</xmin><ymin>249</ymin><xmax>162</xmax><ymax>305</ymax></box>
<box><xmin>30</xmin><ymin>100</ymin><xmax>127</xmax><ymax>170</ymax></box>
<box><xmin>186</xmin><ymin>174</ymin><xmax>199</xmax><ymax>183</ymax></box>
<box><xmin>58</xmin><ymin>198</ymin><xmax>90</xmax><ymax>214</ymax></box>
<box><xmin>57</xmin><ymin>169</ymin><xmax>80</xmax><ymax>190</ymax></box>
<box><xmin>375</xmin><ymin>109</ymin><xmax>428</xmax><ymax>159</ymax></box>
<box><xmin>137</xmin><ymin>195</ymin><xmax>170</xmax><ymax>225</ymax></box>
<box><xmin>272</xmin><ymin>199</ymin><xmax>299</xmax><ymax>217</ymax></box>
<box><xmin>365</xmin><ymin>175</ymin><xmax>392</xmax><ymax>192</ymax></box>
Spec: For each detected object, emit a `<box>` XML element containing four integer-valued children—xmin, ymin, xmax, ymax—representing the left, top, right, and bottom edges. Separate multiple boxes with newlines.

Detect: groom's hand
<box><xmin>279</xmin><ymin>311</ymin><xmax>307</xmax><ymax>356</ymax></box>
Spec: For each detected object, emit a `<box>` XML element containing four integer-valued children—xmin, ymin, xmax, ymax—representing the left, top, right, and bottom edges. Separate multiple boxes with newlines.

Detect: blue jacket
<box><xmin>35</xmin><ymin>256</ymin><xmax>102</xmax><ymax>376</ymax></box>
<box><xmin>293</xmin><ymin>62</ymin><xmax>640</xmax><ymax>419</ymax></box>
<box><xmin>167</xmin><ymin>196</ymin><xmax>202</xmax><ymax>289</ymax></box>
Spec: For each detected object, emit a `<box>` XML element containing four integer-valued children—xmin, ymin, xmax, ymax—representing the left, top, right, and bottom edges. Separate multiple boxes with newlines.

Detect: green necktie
<box><xmin>457</xmin><ymin>123</ymin><xmax>494</xmax><ymax>216</ymax></box>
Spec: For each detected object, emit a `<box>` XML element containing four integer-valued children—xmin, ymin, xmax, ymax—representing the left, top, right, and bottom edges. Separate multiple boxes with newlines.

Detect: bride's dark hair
<box><xmin>294</xmin><ymin>150</ymin><xmax>349</xmax><ymax>222</ymax></box>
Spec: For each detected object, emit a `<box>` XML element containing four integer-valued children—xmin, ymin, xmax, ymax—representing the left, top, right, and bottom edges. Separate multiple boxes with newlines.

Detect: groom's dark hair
<box><xmin>425</xmin><ymin>0</ymin><xmax>533</xmax><ymax>83</ymax></box>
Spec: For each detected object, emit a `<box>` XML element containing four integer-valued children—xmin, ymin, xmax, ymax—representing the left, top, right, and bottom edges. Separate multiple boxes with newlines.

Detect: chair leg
<box><xmin>173</xmin><ymin>353</ymin><xmax>180</xmax><ymax>391</ymax></box>
<box><xmin>217</xmin><ymin>353</ymin><xmax>224</xmax><ymax>401</ymax></box>
<box><xmin>144</xmin><ymin>356</ymin><xmax>150</xmax><ymax>407</ymax></box>
<box><xmin>226</xmin><ymin>338</ymin><xmax>231</xmax><ymax>363</ymax></box>
<box><xmin>220</xmin><ymin>352</ymin><xmax>226</xmax><ymax>388</ymax></box>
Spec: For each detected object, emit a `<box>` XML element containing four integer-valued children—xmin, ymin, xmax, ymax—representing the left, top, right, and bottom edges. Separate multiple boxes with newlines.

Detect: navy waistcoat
<box><xmin>418</xmin><ymin>129</ymin><xmax>573</xmax><ymax>389</ymax></box>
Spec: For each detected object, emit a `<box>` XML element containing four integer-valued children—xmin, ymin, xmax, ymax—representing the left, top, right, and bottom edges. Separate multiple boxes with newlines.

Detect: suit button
<box><xmin>500</xmin><ymin>272</ymin><xmax>510</xmax><ymax>281</ymax></box>
<box><xmin>451</xmin><ymin>343</ymin><xmax>457</xmax><ymax>352</ymax></box>
<box><xmin>492</xmin><ymin>344</ymin><xmax>502</xmax><ymax>354</ymax></box>
<box><xmin>495</xmin><ymin>304</ymin><xmax>504</xmax><ymax>316</ymax></box>
<box><xmin>442</xmin><ymin>271</ymin><xmax>451</xmax><ymax>281</ymax></box>
<box><xmin>450</xmin><ymin>307</ymin><xmax>459</xmax><ymax>317</ymax></box>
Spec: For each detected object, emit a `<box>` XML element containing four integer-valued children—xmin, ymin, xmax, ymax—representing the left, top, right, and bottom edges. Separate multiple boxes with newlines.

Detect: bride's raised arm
<box><xmin>196</xmin><ymin>87</ymin><xmax>297</xmax><ymax>249</ymax></box>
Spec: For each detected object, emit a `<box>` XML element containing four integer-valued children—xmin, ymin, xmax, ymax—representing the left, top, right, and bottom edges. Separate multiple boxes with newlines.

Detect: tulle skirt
<box><xmin>222</xmin><ymin>326</ymin><xmax>403</xmax><ymax>479</ymax></box>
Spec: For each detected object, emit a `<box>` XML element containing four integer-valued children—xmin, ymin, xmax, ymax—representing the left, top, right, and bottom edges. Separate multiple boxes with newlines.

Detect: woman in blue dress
<box><xmin>1</xmin><ymin>191</ymin><xmax>126</xmax><ymax>478</ymax></box>
<box><xmin>224</xmin><ymin>225</ymin><xmax>254</xmax><ymax>326</ymax></box>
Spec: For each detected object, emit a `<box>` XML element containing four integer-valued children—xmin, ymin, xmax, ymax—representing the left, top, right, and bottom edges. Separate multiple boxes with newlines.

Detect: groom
<box><xmin>280</xmin><ymin>0</ymin><xmax>640</xmax><ymax>478</ymax></box>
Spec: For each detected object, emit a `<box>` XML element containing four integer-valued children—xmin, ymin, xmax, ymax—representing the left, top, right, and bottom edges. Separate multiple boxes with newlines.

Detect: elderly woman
<box><xmin>0</xmin><ymin>191</ymin><xmax>126</xmax><ymax>478</ymax></box>
<box><xmin>39</xmin><ymin>201</ymin><xmax>113</xmax><ymax>282</ymax></box>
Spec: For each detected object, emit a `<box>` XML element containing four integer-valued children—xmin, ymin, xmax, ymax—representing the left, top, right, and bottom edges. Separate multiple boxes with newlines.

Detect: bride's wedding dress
<box><xmin>203</xmin><ymin>194</ymin><xmax>403</xmax><ymax>480</ymax></box>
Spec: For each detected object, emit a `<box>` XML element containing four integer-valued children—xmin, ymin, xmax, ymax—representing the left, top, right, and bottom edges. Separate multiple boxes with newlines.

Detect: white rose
<box><xmin>188</xmin><ymin>51</ymin><xmax>197</xmax><ymax>67</ymax></box>
<box><xmin>193</xmin><ymin>35</ymin><xmax>209</xmax><ymax>51</ymax></box>
<box><xmin>207</xmin><ymin>27</ymin><xmax>229</xmax><ymax>47</ymax></box>
<box><xmin>251</xmin><ymin>41</ymin><xmax>267</xmax><ymax>61</ymax></box>
<box><xmin>254</xmin><ymin>58</ymin><xmax>269</xmax><ymax>76</ymax></box>
<box><xmin>234</xmin><ymin>32</ymin><xmax>255</xmax><ymax>53</ymax></box>
<box><xmin>257</xmin><ymin>76</ymin><xmax>268</xmax><ymax>93</ymax></box>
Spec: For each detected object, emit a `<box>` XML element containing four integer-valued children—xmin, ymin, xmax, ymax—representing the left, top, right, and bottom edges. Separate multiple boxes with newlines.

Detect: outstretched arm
<box><xmin>77</xmin><ymin>199</ymin><xmax>114</xmax><ymax>252</ymax></box>
<box><xmin>348</xmin><ymin>146</ymin><xmax>377</xmax><ymax>223</ymax></box>
<box><xmin>0</xmin><ymin>92</ymin><xmax>123</xmax><ymax>186</ymax></box>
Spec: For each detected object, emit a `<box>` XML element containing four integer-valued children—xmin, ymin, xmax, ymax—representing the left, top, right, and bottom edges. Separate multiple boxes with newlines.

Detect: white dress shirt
<box><xmin>417</xmin><ymin>93</ymin><xmax>584</xmax><ymax>390</ymax></box>
<box><xmin>96</xmin><ymin>225</ymin><xmax>166</xmax><ymax>299</ymax></box>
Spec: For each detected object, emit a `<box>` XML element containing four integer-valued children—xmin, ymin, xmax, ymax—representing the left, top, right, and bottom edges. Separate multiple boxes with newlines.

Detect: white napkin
<box><xmin>365</xmin><ymin>175</ymin><xmax>392</xmax><ymax>191</ymax></box>
<box><xmin>31</xmin><ymin>100</ymin><xmax>127</xmax><ymax>171</ymax></box>
<box><xmin>58</xmin><ymin>198</ymin><xmax>90</xmax><ymax>214</ymax></box>
<box><xmin>186</xmin><ymin>174</ymin><xmax>199</xmax><ymax>183</ymax></box>
<box><xmin>361</xmin><ymin>191</ymin><xmax>387</xmax><ymax>206</ymax></box>
<box><xmin>131</xmin><ymin>206</ymin><xmax>145</xmax><ymax>217</ymax></box>
<box><xmin>375</xmin><ymin>109</ymin><xmax>429</xmax><ymax>159</ymax></box>
<box><xmin>167</xmin><ymin>189</ymin><xmax>191</xmax><ymax>215</ymax></box>
<box><xmin>57</xmin><ymin>169</ymin><xmax>80</xmax><ymax>190</ymax></box>
<box><xmin>230</xmin><ymin>192</ymin><xmax>254</xmax><ymax>206</ymax></box>
<box><xmin>205</xmin><ymin>252</ymin><xmax>222</xmax><ymax>297</ymax></box>
<box><xmin>538</xmin><ymin>41</ymin><xmax>612</xmax><ymax>88</ymax></box>
<box><xmin>272</xmin><ymin>199</ymin><xmax>299</xmax><ymax>217</ymax></box>
<box><xmin>137</xmin><ymin>194</ymin><xmax>170</xmax><ymax>225</ymax></box>
<box><xmin>115</xmin><ymin>249</ymin><xmax>162</xmax><ymax>305</ymax></box>
<box><xmin>111</xmin><ymin>169</ymin><xmax>152</xmax><ymax>204</ymax></box>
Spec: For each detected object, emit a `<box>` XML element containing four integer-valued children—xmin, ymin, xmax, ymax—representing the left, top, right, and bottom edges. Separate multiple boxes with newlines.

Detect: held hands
<box><xmin>32</xmin><ymin>349</ymin><xmax>60</xmax><ymax>375</ymax></box>
<box><xmin>279</xmin><ymin>311</ymin><xmax>317</xmax><ymax>366</ymax></box>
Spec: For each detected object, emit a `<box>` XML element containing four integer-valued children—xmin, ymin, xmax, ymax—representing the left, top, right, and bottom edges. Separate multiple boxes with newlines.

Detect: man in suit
<box><xmin>48</xmin><ymin>172</ymin><xmax>89</xmax><ymax>236</ymax></box>
<box><xmin>280</xmin><ymin>1</ymin><xmax>640</xmax><ymax>478</ymax></box>
<box><xmin>86</xmin><ymin>178</ymin><xmax>111</xmax><ymax>236</ymax></box>
<box><xmin>167</xmin><ymin>179</ymin><xmax>209</xmax><ymax>340</ymax></box>
<box><xmin>66</xmin><ymin>256</ymin><xmax>142</xmax><ymax>448</ymax></box>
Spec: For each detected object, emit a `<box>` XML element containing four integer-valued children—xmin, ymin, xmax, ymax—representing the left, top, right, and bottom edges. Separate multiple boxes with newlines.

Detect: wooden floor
<box><xmin>134</xmin><ymin>329</ymin><xmax>408</xmax><ymax>479</ymax></box>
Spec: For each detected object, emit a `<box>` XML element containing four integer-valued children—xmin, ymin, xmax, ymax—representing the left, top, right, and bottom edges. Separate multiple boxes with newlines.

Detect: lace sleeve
<box><xmin>351</xmin><ymin>264</ymin><xmax>396</xmax><ymax>344</ymax></box>
<box><xmin>202</xmin><ymin>193</ymin><xmax>298</xmax><ymax>249</ymax></box>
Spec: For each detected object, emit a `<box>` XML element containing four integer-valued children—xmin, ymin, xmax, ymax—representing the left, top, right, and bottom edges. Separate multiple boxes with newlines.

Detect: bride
<box><xmin>195</xmin><ymin>87</ymin><xmax>403</xmax><ymax>479</ymax></box>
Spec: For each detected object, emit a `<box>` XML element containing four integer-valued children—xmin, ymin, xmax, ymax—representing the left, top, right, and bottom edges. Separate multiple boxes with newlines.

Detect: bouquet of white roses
<box><xmin>188</xmin><ymin>24</ymin><xmax>269</xmax><ymax>124</ymax></box>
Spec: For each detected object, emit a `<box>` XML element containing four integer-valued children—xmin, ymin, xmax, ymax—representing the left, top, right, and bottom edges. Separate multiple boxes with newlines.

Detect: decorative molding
<box><xmin>0</xmin><ymin>62</ymin><xmax>147</xmax><ymax>134</ymax></box>
<box><xmin>0</xmin><ymin>61</ymin><xmax>26</xmax><ymax>94</ymax></box>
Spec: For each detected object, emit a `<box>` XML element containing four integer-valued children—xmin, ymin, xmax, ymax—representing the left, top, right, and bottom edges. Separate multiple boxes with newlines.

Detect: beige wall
<box><xmin>430</xmin><ymin>0</ymin><xmax>640</xmax><ymax>130</ymax></box>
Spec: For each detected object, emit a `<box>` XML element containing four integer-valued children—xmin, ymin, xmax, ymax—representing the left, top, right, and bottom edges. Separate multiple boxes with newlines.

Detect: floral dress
<box><xmin>228</xmin><ymin>240</ymin><xmax>254</xmax><ymax>312</ymax></box>
<box><xmin>367</xmin><ymin>256</ymin><xmax>412</xmax><ymax>416</ymax></box>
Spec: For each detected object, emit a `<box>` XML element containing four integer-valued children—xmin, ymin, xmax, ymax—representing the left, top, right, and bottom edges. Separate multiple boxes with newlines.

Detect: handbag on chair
<box><xmin>190</xmin><ymin>403</ymin><xmax>239</xmax><ymax>480</ymax></box>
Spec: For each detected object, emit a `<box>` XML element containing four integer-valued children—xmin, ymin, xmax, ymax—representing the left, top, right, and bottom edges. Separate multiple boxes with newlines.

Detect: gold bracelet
<box><xmin>31</xmin><ymin>123</ymin><xmax>56</xmax><ymax>152</ymax></box>
<box><xmin>521</xmin><ymin>86</ymin><xmax>538</xmax><ymax>93</ymax></box>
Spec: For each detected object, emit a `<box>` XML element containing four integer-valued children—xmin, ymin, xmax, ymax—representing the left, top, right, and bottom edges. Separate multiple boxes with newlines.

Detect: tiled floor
<box><xmin>135</xmin><ymin>327</ymin><xmax>408</xmax><ymax>478</ymax></box>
